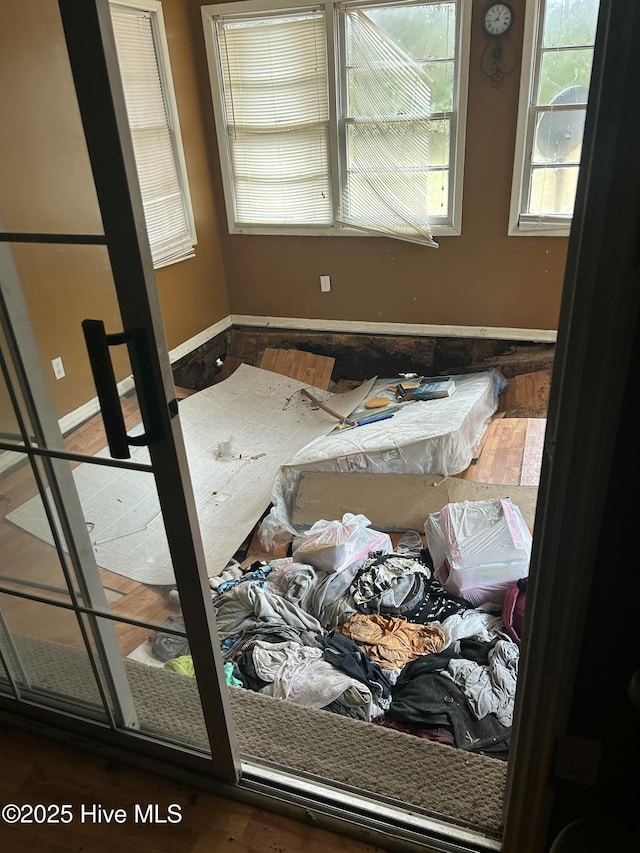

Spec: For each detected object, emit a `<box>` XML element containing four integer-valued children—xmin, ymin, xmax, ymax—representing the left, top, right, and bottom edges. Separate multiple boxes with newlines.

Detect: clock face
<box><xmin>483</xmin><ymin>2</ymin><xmax>513</xmax><ymax>37</ymax></box>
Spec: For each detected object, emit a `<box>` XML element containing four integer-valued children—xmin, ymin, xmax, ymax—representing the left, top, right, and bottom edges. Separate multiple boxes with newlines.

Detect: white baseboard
<box><xmin>231</xmin><ymin>314</ymin><xmax>557</xmax><ymax>343</ymax></box>
<box><xmin>167</xmin><ymin>316</ymin><xmax>232</xmax><ymax>363</ymax></box>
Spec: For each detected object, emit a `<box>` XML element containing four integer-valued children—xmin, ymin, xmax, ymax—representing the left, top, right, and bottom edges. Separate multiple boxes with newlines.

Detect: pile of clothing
<box><xmin>152</xmin><ymin>523</ymin><xmax>520</xmax><ymax>758</ymax></box>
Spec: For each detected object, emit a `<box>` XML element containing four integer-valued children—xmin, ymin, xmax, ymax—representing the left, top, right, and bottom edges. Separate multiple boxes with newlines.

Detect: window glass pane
<box><xmin>532</xmin><ymin>107</ymin><xmax>586</xmax><ymax>164</ymax></box>
<box><xmin>0</xmin><ymin>592</ymin><xmax>108</xmax><ymax>718</ymax></box>
<box><xmin>536</xmin><ymin>48</ymin><xmax>594</xmax><ymax>105</ymax></box>
<box><xmin>428</xmin><ymin>118</ymin><xmax>450</xmax><ymax>168</ymax></box>
<box><xmin>344</xmin><ymin>115</ymin><xmax>449</xmax><ymax>222</ymax></box>
<box><xmin>542</xmin><ymin>0</ymin><xmax>600</xmax><ymax>48</ymax></box>
<box><xmin>365</xmin><ymin>2</ymin><xmax>456</xmax><ymax>60</ymax></box>
<box><xmin>529</xmin><ymin>165</ymin><xmax>579</xmax><ymax>215</ymax></box>
<box><xmin>0</xmin><ymin>0</ymin><xmax>103</xmax><ymax>235</ymax></box>
<box><xmin>0</xmin><ymin>450</ymin><xmax>78</xmax><ymax>597</ymax></box>
<box><xmin>0</xmin><ymin>326</ymin><xmax>33</xmax><ymax>451</ymax></box>
<box><xmin>87</xmin><ymin>613</ymin><xmax>210</xmax><ymax>752</ymax></box>
<box><xmin>426</xmin><ymin>169</ymin><xmax>449</xmax><ymax>218</ymax></box>
<box><xmin>348</xmin><ymin>60</ymin><xmax>453</xmax><ymax>117</ymax></box>
<box><xmin>423</xmin><ymin>60</ymin><xmax>454</xmax><ymax>114</ymax></box>
<box><xmin>347</xmin><ymin>119</ymin><xmax>447</xmax><ymax>168</ymax></box>
<box><xmin>512</xmin><ymin>0</ymin><xmax>599</xmax><ymax>228</ymax></box>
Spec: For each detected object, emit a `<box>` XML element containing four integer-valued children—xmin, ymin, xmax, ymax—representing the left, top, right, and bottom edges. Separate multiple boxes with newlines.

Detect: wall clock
<box><xmin>480</xmin><ymin>2</ymin><xmax>515</xmax><ymax>88</ymax></box>
<box><xmin>482</xmin><ymin>2</ymin><xmax>514</xmax><ymax>37</ymax></box>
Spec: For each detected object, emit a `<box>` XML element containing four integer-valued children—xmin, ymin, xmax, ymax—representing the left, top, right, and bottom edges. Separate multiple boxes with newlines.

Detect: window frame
<box><xmin>509</xmin><ymin>0</ymin><xmax>599</xmax><ymax>237</ymax></box>
<box><xmin>201</xmin><ymin>0</ymin><xmax>471</xmax><ymax>240</ymax></box>
<box><xmin>110</xmin><ymin>0</ymin><xmax>197</xmax><ymax>267</ymax></box>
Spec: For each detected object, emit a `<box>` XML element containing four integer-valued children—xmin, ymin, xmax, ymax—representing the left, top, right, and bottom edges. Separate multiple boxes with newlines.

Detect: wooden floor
<box><xmin>0</xmin><ymin>368</ymin><xmax>550</xmax><ymax>852</ymax></box>
<box><xmin>0</xmin><ymin>719</ymin><xmax>388</xmax><ymax>853</ymax></box>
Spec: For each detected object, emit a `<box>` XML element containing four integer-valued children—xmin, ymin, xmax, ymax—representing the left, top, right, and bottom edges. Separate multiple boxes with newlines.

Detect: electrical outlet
<box><xmin>51</xmin><ymin>357</ymin><xmax>65</xmax><ymax>380</ymax></box>
<box><xmin>320</xmin><ymin>275</ymin><xmax>331</xmax><ymax>292</ymax></box>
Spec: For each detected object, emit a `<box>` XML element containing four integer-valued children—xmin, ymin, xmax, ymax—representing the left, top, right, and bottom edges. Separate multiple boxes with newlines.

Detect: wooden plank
<box><xmin>259</xmin><ymin>347</ymin><xmax>335</xmax><ymax>390</ymax></box>
<box><xmin>291</xmin><ymin>471</ymin><xmax>538</xmax><ymax>532</ymax></box>
<box><xmin>497</xmin><ymin>369</ymin><xmax>551</xmax><ymax>418</ymax></box>
<box><xmin>292</xmin><ymin>472</ymin><xmax>448</xmax><ymax>532</ymax></box>
<box><xmin>521</xmin><ymin>418</ymin><xmax>547</xmax><ymax>486</ymax></box>
<box><xmin>459</xmin><ymin>418</ymin><xmax>528</xmax><ymax>485</ymax></box>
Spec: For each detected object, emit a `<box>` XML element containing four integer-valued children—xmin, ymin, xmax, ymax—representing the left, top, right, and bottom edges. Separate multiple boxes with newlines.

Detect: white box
<box><xmin>425</xmin><ymin>498</ymin><xmax>532</xmax><ymax>604</ymax></box>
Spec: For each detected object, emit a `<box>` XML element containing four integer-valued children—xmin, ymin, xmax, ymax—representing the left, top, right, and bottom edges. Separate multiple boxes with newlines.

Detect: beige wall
<box><xmin>198</xmin><ymin>0</ymin><xmax>568</xmax><ymax>332</ymax></box>
<box><xmin>0</xmin><ymin>0</ymin><xmax>228</xmax><ymax>422</ymax></box>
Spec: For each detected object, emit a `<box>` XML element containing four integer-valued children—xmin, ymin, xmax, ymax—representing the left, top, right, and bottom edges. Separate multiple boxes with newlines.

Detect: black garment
<box><xmin>321</xmin><ymin>699</ymin><xmax>367</xmax><ymax>720</ymax></box>
<box><xmin>317</xmin><ymin>630</ymin><xmax>392</xmax><ymax>702</ymax></box>
<box><xmin>351</xmin><ymin>551</ymin><xmax>472</xmax><ymax>625</ymax></box>
<box><xmin>387</xmin><ymin>647</ymin><xmax>511</xmax><ymax>756</ymax></box>
<box><xmin>402</xmin><ymin>574</ymin><xmax>473</xmax><ymax>624</ymax></box>
<box><xmin>235</xmin><ymin>645</ymin><xmax>271</xmax><ymax>692</ymax></box>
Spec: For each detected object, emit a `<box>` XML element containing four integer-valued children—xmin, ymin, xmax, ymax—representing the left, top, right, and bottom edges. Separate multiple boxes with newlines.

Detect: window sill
<box><xmin>508</xmin><ymin>218</ymin><xmax>572</xmax><ymax>238</ymax></box>
<box><xmin>228</xmin><ymin>224</ymin><xmax>461</xmax><ymax>239</ymax></box>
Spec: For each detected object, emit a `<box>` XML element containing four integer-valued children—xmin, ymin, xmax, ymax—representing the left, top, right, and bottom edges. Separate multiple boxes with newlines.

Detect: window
<box><xmin>110</xmin><ymin>0</ymin><xmax>196</xmax><ymax>267</ymax></box>
<box><xmin>509</xmin><ymin>0</ymin><xmax>600</xmax><ymax>236</ymax></box>
<box><xmin>201</xmin><ymin>0</ymin><xmax>471</xmax><ymax>246</ymax></box>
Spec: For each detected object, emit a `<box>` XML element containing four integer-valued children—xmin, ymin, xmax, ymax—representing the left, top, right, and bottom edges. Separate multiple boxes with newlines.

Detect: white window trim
<box><xmin>509</xmin><ymin>0</ymin><xmax>596</xmax><ymax>237</ymax></box>
<box><xmin>201</xmin><ymin>0</ymin><xmax>471</xmax><ymax>240</ymax></box>
<box><xmin>509</xmin><ymin>0</ymin><xmax>556</xmax><ymax>236</ymax></box>
<box><xmin>110</xmin><ymin>0</ymin><xmax>197</xmax><ymax>267</ymax></box>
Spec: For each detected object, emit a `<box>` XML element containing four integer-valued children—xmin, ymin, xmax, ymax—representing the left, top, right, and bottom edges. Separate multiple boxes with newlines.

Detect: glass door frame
<box><xmin>0</xmin><ymin>0</ymin><xmax>239</xmax><ymax>783</ymax></box>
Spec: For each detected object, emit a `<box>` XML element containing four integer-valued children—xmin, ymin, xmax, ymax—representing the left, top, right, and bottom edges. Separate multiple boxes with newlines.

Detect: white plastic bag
<box><xmin>292</xmin><ymin>512</ymin><xmax>392</xmax><ymax>574</ymax></box>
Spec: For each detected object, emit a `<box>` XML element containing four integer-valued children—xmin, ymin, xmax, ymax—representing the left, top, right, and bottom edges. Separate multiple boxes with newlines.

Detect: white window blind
<box><xmin>216</xmin><ymin>12</ymin><xmax>332</xmax><ymax>226</ymax></box>
<box><xmin>111</xmin><ymin>4</ymin><xmax>196</xmax><ymax>267</ymax></box>
<box><xmin>339</xmin><ymin>8</ymin><xmax>436</xmax><ymax>247</ymax></box>
<box><xmin>203</xmin><ymin>0</ymin><xmax>468</xmax><ymax>244</ymax></box>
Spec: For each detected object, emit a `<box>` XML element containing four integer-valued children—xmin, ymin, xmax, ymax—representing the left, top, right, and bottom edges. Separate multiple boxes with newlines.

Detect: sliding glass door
<box><xmin>0</xmin><ymin>0</ymin><xmax>238</xmax><ymax>779</ymax></box>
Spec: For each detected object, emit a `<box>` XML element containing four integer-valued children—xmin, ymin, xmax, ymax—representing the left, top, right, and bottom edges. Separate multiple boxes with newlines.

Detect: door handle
<box><xmin>82</xmin><ymin>319</ymin><xmax>164</xmax><ymax>459</ymax></box>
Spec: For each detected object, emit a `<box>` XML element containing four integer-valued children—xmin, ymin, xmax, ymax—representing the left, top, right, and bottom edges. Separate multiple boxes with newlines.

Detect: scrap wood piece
<box><xmin>291</xmin><ymin>471</ymin><xmax>538</xmax><ymax>532</ymax></box>
<box><xmin>259</xmin><ymin>347</ymin><xmax>335</xmax><ymax>390</ymax></box>
<box><xmin>497</xmin><ymin>369</ymin><xmax>551</xmax><ymax>418</ymax></box>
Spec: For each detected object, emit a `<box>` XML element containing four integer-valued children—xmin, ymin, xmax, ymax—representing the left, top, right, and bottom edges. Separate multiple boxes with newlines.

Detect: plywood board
<box><xmin>259</xmin><ymin>348</ymin><xmax>335</xmax><ymax>390</ymax></box>
<box><xmin>292</xmin><ymin>471</ymin><xmax>538</xmax><ymax>532</ymax></box>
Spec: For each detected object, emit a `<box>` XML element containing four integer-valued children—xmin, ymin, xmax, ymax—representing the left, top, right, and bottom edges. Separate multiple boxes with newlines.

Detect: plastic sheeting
<box><xmin>260</xmin><ymin>371</ymin><xmax>504</xmax><ymax>548</ymax></box>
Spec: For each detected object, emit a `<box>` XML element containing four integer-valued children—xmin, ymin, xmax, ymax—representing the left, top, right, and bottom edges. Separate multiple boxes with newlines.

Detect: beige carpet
<box><xmin>9</xmin><ymin>634</ymin><xmax>506</xmax><ymax>838</ymax></box>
